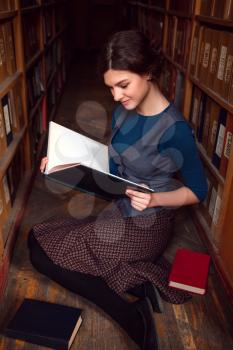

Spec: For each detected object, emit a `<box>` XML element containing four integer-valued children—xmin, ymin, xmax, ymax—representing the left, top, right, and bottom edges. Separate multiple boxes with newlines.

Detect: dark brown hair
<box><xmin>99</xmin><ymin>30</ymin><xmax>164</xmax><ymax>81</ymax></box>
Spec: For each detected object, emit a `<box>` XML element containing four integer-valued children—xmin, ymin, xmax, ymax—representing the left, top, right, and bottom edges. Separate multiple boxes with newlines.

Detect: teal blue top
<box><xmin>108</xmin><ymin>103</ymin><xmax>208</xmax><ymax>217</ymax></box>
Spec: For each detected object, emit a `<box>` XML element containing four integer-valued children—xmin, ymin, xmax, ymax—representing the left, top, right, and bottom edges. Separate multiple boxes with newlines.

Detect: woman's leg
<box><xmin>28</xmin><ymin>230</ymin><xmax>159</xmax><ymax>350</ymax></box>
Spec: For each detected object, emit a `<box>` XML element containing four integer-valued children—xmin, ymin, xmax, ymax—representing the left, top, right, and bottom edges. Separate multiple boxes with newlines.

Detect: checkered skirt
<box><xmin>32</xmin><ymin>205</ymin><xmax>191</xmax><ymax>304</ymax></box>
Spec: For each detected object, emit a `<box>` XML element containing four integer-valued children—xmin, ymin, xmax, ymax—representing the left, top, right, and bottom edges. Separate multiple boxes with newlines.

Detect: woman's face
<box><xmin>104</xmin><ymin>69</ymin><xmax>151</xmax><ymax>111</ymax></box>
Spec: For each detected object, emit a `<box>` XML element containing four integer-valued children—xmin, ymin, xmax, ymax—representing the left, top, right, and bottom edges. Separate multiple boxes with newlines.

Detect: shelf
<box><xmin>190</xmin><ymin>77</ymin><xmax>233</xmax><ymax>115</ymax></box>
<box><xmin>25</xmin><ymin>50</ymin><xmax>44</xmax><ymax>72</ymax></box>
<box><xmin>196</xmin><ymin>15</ymin><xmax>233</xmax><ymax>29</ymax></box>
<box><xmin>21</xmin><ymin>5</ymin><xmax>42</xmax><ymax>15</ymax></box>
<box><xmin>197</xmin><ymin>142</ymin><xmax>225</xmax><ymax>187</ymax></box>
<box><xmin>0</xmin><ymin>125</ymin><xmax>27</xmax><ymax>181</ymax></box>
<box><xmin>167</xmin><ymin>10</ymin><xmax>192</xmax><ymax>19</ymax></box>
<box><xmin>2</xmin><ymin>170</ymin><xmax>33</xmax><ymax>255</ymax></box>
<box><xmin>0</xmin><ymin>10</ymin><xmax>18</xmax><ymax>20</ymax></box>
<box><xmin>29</xmin><ymin>94</ymin><xmax>45</xmax><ymax>120</ymax></box>
<box><xmin>148</xmin><ymin>5</ymin><xmax>166</xmax><ymax>14</ymax></box>
<box><xmin>0</xmin><ymin>72</ymin><xmax>22</xmax><ymax>99</ymax></box>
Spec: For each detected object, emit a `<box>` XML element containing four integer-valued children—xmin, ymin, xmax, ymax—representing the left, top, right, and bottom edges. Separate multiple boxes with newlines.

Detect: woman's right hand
<box><xmin>40</xmin><ymin>157</ymin><xmax>48</xmax><ymax>173</ymax></box>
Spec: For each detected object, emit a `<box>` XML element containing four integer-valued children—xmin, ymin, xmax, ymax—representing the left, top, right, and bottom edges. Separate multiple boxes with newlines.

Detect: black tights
<box><xmin>27</xmin><ymin>231</ymin><xmax>153</xmax><ymax>349</ymax></box>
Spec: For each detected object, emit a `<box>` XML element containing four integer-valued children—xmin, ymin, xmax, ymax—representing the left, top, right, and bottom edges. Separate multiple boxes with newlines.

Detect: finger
<box><xmin>126</xmin><ymin>189</ymin><xmax>149</xmax><ymax>198</ymax></box>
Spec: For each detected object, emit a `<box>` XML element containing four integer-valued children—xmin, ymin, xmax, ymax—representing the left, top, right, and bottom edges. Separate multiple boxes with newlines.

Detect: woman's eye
<box><xmin>121</xmin><ymin>84</ymin><xmax>128</xmax><ymax>89</ymax></box>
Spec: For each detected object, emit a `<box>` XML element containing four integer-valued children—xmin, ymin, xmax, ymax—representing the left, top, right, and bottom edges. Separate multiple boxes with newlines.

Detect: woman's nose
<box><xmin>112</xmin><ymin>88</ymin><xmax>123</xmax><ymax>101</ymax></box>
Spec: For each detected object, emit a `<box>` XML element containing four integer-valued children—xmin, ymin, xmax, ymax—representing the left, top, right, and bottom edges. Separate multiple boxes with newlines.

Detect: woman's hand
<box><xmin>40</xmin><ymin>157</ymin><xmax>48</xmax><ymax>173</ymax></box>
<box><xmin>125</xmin><ymin>186</ymin><xmax>153</xmax><ymax>211</ymax></box>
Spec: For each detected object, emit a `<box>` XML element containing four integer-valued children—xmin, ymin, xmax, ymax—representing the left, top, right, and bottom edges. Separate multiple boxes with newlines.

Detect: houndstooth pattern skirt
<box><xmin>32</xmin><ymin>204</ymin><xmax>191</xmax><ymax>304</ymax></box>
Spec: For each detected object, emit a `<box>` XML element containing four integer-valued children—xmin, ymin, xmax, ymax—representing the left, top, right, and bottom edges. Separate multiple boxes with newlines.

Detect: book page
<box><xmin>45</xmin><ymin>122</ymin><xmax>109</xmax><ymax>174</ymax></box>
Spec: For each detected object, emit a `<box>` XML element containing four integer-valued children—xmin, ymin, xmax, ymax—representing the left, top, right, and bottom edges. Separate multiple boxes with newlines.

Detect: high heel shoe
<box><xmin>127</xmin><ymin>281</ymin><xmax>164</xmax><ymax>313</ymax></box>
<box><xmin>135</xmin><ymin>297</ymin><xmax>160</xmax><ymax>350</ymax></box>
<box><xmin>142</xmin><ymin>282</ymin><xmax>164</xmax><ymax>314</ymax></box>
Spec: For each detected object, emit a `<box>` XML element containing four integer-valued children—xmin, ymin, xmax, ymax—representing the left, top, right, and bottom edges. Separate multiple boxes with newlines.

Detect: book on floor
<box><xmin>168</xmin><ymin>248</ymin><xmax>211</xmax><ymax>295</ymax></box>
<box><xmin>44</xmin><ymin>121</ymin><xmax>154</xmax><ymax>200</ymax></box>
<box><xmin>3</xmin><ymin>298</ymin><xmax>83</xmax><ymax>350</ymax></box>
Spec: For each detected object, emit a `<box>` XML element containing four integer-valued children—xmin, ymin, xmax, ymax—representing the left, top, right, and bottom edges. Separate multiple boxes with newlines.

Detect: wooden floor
<box><xmin>1</xmin><ymin>52</ymin><xmax>233</xmax><ymax>350</ymax></box>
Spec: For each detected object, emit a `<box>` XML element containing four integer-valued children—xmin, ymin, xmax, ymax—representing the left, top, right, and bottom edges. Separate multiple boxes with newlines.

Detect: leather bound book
<box><xmin>3</xmin><ymin>298</ymin><xmax>83</xmax><ymax>350</ymax></box>
<box><xmin>169</xmin><ymin>248</ymin><xmax>211</xmax><ymax>295</ymax></box>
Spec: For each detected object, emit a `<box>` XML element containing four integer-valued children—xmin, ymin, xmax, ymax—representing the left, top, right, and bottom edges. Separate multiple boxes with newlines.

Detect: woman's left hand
<box><xmin>125</xmin><ymin>186</ymin><xmax>152</xmax><ymax>211</ymax></box>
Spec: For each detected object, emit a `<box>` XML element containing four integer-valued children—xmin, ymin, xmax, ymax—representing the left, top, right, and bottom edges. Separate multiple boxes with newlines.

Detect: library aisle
<box><xmin>0</xmin><ymin>52</ymin><xmax>233</xmax><ymax>350</ymax></box>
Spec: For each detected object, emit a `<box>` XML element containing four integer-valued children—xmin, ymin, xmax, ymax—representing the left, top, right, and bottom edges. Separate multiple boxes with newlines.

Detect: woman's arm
<box><xmin>126</xmin><ymin>186</ymin><xmax>199</xmax><ymax>211</ymax></box>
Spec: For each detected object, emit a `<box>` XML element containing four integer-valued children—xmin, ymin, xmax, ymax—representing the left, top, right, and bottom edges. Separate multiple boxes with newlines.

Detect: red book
<box><xmin>168</xmin><ymin>248</ymin><xmax>211</xmax><ymax>295</ymax></box>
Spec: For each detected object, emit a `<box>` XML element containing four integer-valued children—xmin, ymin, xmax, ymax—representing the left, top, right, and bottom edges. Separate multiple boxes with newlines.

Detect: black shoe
<box><xmin>127</xmin><ymin>282</ymin><xmax>164</xmax><ymax>313</ymax></box>
<box><xmin>135</xmin><ymin>297</ymin><xmax>160</xmax><ymax>350</ymax></box>
<box><xmin>143</xmin><ymin>282</ymin><xmax>164</xmax><ymax>314</ymax></box>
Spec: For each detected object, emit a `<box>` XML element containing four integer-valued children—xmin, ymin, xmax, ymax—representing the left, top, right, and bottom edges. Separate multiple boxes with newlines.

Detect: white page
<box><xmin>45</xmin><ymin>121</ymin><xmax>109</xmax><ymax>174</ymax></box>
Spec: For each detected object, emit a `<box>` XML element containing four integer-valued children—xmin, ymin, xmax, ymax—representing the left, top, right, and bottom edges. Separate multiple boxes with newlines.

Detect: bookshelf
<box><xmin>126</xmin><ymin>0</ymin><xmax>233</xmax><ymax>299</ymax></box>
<box><xmin>0</xmin><ymin>0</ymin><xmax>69</xmax><ymax>297</ymax></box>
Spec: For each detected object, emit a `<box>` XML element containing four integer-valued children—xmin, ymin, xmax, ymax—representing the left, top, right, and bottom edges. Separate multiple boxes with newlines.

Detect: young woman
<box><xmin>28</xmin><ymin>30</ymin><xmax>207</xmax><ymax>350</ymax></box>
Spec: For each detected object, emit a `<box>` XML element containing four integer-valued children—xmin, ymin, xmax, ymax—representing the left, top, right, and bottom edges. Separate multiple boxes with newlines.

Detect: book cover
<box><xmin>219</xmin><ymin>112</ymin><xmax>233</xmax><ymax>178</ymax></box>
<box><xmin>3</xmin><ymin>298</ymin><xmax>83</xmax><ymax>350</ymax></box>
<box><xmin>168</xmin><ymin>248</ymin><xmax>211</xmax><ymax>295</ymax></box>
<box><xmin>45</xmin><ymin>121</ymin><xmax>154</xmax><ymax>200</ymax></box>
<box><xmin>212</xmin><ymin>108</ymin><xmax>227</xmax><ymax>169</ymax></box>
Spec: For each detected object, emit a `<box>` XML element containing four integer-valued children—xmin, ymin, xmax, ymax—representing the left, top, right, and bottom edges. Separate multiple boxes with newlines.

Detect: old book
<box><xmin>2</xmin><ymin>21</ymin><xmax>16</xmax><ymax>76</ymax></box>
<box><xmin>213</xmin><ymin>31</ymin><xmax>231</xmax><ymax>97</ymax></box>
<box><xmin>212</xmin><ymin>108</ymin><xmax>227</xmax><ymax>169</ymax></box>
<box><xmin>168</xmin><ymin>248</ymin><xmax>211</xmax><ymax>295</ymax></box>
<box><xmin>0</xmin><ymin>25</ymin><xmax>8</xmax><ymax>83</ymax></box>
<box><xmin>45</xmin><ymin>121</ymin><xmax>154</xmax><ymax>200</ymax></box>
<box><xmin>3</xmin><ymin>298</ymin><xmax>83</xmax><ymax>350</ymax></box>
<box><xmin>197</xmin><ymin>94</ymin><xmax>207</xmax><ymax>143</ymax></box>
<box><xmin>224</xmin><ymin>0</ymin><xmax>233</xmax><ymax>19</ymax></box>
<box><xmin>199</xmin><ymin>0</ymin><xmax>213</xmax><ymax>16</ymax></box>
<box><xmin>0</xmin><ymin>104</ymin><xmax>7</xmax><ymax>158</ymax></box>
<box><xmin>220</xmin><ymin>32</ymin><xmax>233</xmax><ymax>101</ymax></box>
<box><xmin>212</xmin><ymin>0</ymin><xmax>225</xmax><ymax>18</ymax></box>
<box><xmin>206</xmin><ymin>100</ymin><xmax>221</xmax><ymax>158</ymax></box>
<box><xmin>1</xmin><ymin>94</ymin><xmax>13</xmax><ymax>146</ymax></box>
<box><xmin>189</xmin><ymin>86</ymin><xmax>202</xmax><ymax>134</ymax></box>
<box><xmin>201</xmin><ymin>96</ymin><xmax>212</xmax><ymax>150</ymax></box>
<box><xmin>166</xmin><ymin>16</ymin><xmax>177</xmax><ymax>59</ymax></box>
<box><xmin>219</xmin><ymin>112</ymin><xmax>233</xmax><ymax>178</ymax></box>
<box><xmin>206</xmin><ymin>29</ymin><xmax>221</xmax><ymax>91</ymax></box>
<box><xmin>198</xmin><ymin>27</ymin><xmax>213</xmax><ymax>85</ymax></box>
<box><xmin>190</xmin><ymin>24</ymin><xmax>202</xmax><ymax>77</ymax></box>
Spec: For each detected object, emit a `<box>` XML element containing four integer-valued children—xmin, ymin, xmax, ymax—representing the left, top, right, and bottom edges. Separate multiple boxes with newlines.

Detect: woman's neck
<box><xmin>136</xmin><ymin>83</ymin><xmax>170</xmax><ymax>116</ymax></box>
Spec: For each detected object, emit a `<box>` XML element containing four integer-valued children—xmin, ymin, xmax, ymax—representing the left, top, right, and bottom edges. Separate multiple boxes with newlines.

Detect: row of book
<box><xmin>22</xmin><ymin>13</ymin><xmax>41</xmax><ymax>63</ymax></box>
<box><xmin>130</xmin><ymin>0</ymin><xmax>194</xmax><ymax>15</ymax></box>
<box><xmin>29</xmin><ymin>106</ymin><xmax>44</xmax><ymax>168</ymax></box>
<box><xmin>0</xmin><ymin>81</ymin><xmax>24</xmax><ymax>158</ymax></box>
<box><xmin>190</xmin><ymin>86</ymin><xmax>233</xmax><ymax>178</ymax></box>
<box><xmin>200</xmin><ymin>0</ymin><xmax>233</xmax><ymax>20</ymax></box>
<box><xmin>166</xmin><ymin>16</ymin><xmax>191</xmax><ymax>69</ymax></box>
<box><xmin>190</xmin><ymin>25</ymin><xmax>233</xmax><ymax>105</ymax></box>
<box><xmin>139</xmin><ymin>7</ymin><xmax>164</xmax><ymax>44</ymax></box>
<box><xmin>27</xmin><ymin>61</ymin><xmax>44</xmax><ymax>112</ymax></box>
<box><xmin>0</xmin><ymin>0</ymin><xmax>14</xmax><ymax>11</ymax></box>
<box><xmin>20</xmin><ymin>0</ymin><xmax>40</xmax><ymax>7</ymax></box>
<box><xmin>199</xmin><ymin>165</ymin><xmax>223</xmax><ymax>242</ymax></box>
<box><xmin>0</xmin><ymin>143</ymin><xmax>25</xmax><ymax>242</ymax></box>
<box><xmin>45</xmin><ymin>37</ymin><xmax>64</xmax><ymax>82</ymax></box>
<box><xmin>160</xmin><ymin>61</ymin><xmax>184</xmax><ymax>110</ymax></box>
<box><xmin>0</xmin><ymin>21</ymin><xmax>17</xmax><ymax>83</ymax></box>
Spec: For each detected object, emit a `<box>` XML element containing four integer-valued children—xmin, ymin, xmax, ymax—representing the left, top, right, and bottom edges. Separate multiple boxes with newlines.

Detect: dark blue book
<box><xmin>1</xmin><ymin>94</ymin><xmax>13</xmax><ymax>146</ymax></box>
<box><xmin>3</xmin><ymin>298</ymin><xmax>83</xmax><ymax>350</ymax></box>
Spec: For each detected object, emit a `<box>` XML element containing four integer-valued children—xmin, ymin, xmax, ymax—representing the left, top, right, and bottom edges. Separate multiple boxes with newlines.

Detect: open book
<box><xmin>44</xmin><ymin>121</ymin><xmax>154</xmax><ymax>200</ymax></box>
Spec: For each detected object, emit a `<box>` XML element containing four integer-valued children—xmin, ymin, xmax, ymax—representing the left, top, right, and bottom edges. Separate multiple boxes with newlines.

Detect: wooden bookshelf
<box><xmin>0</xmin><ymin>0</ymin><xmax>69</xmax><ymax>298</ymax></box>
<box><xmin>126</xmin><ymin>0</ymin><xmax>233</xmax><ymax>299</ymax></box>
